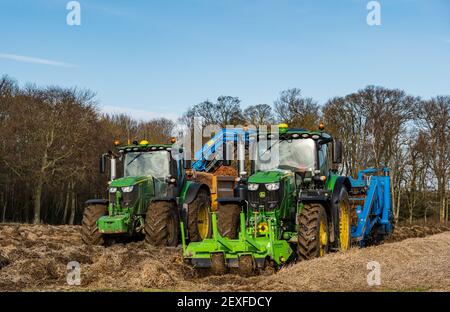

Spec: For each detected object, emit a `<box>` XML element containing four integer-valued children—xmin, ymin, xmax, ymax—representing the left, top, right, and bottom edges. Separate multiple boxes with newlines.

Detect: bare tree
<box><xmin>243</xmin><ymin>104</ymin><xmax>274</xmax><ymax>125</ymax></box>
<box><xmin>274</xmin><ymin>88</ymin><xmax>320</xmax><ymax>129</ymax></box>
<box><xmin>416</xmin><ymin>96</ymin><xmax>450</xmax><ymax>223</ymax></box>
<box><xmin>181</xmin><ymin>96</ymin><xmax>244</xmax><ymax>128</ymax></box>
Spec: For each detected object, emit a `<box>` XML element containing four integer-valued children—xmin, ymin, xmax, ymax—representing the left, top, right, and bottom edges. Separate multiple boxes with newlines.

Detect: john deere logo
<box><xmin>259</xmin><ymin>191</ymin><xmax>266</xmax><ymax>198</ymax></box>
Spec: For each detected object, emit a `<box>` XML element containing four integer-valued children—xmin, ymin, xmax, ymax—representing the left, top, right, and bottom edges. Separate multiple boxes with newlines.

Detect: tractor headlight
<box><xmin>248</xmin><ymin>183</ymin><xmax>259</xmax><ymax>191</ymax></box>
<box><xmin>121</xmin><ymin>186</ymin><xmax>134</xmax><ymax>193</ymax></box>
<box><xmin>265</xmin><ymin>182</ymin><xmax>280</xmax><ymax>191</ymax></box>
<box><xmin>109</xmin><ymin>187</ymin><xmax>117</xmax><ymax>193</ymax></box>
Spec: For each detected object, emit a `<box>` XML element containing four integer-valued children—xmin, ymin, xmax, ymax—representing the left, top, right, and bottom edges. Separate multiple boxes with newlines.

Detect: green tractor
<box><xmin>182</xmin><ymin>124</ymin><xmax>354</xmax><ymax>275</ymax></box>
<box><xmin>82</xmin><ymin>139</ymin><xmax>216</xmax><ymax>247</ymax></box>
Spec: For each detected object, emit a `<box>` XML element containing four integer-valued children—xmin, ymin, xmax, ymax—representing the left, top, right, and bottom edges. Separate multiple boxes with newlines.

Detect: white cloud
<box><xmin>0</xmin><ymin>53</ymin><xmax>76</xmax><ymax>68</ymax></box>
<box><xmin>101</xmin><ymin>105</ymin><xmax>179</xmax><ymax>121</ymax></box>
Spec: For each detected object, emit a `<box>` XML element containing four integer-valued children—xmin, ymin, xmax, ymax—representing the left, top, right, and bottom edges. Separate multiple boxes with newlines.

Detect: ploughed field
<box><xmin>0</xmin><ymin>223</ymin><xmax>449</xmax><ymax>291</ymax></box>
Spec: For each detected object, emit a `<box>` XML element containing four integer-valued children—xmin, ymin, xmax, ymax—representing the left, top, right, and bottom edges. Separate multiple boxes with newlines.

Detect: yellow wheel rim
<box><xmin>339</xmin><ymin>201</ymin><xmax>350</xmax><ymax>251</ymax></box>
<box><xmin>319</xmin><ymin>219</ymin><xmax>328</xmax><ymax>257</ymax></box>
<box><xmin>197</xmin><ymin>204</ymin><xmax>210</xmax><ymax>240</ymax></box>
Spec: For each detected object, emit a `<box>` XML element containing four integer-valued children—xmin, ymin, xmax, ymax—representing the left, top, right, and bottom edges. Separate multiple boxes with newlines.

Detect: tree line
<box><xmin>0</xmin><ymin>75</ymin><xmax>175</xmax><ymax>224</ymax></box>
<box><xmin>1</xmin><ymin>75</ymin><xmax>449</xmax><ymax>224</ymax></box>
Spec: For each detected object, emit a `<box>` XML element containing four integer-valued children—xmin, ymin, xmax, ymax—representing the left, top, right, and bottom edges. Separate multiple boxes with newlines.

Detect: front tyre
<box><xmin>297</xmin><ymin>203</ymin><xmax>329</xmax><ymax>260</ymax></box>
<box><xmin>145</xmin><ymin>201</ymin><xmax>179</xmax><ymax>247</ymax></box>
<box><xmin>81</xmin><ymin>204</ymin><xmax>107</xmax><ymax>245</ymax></box>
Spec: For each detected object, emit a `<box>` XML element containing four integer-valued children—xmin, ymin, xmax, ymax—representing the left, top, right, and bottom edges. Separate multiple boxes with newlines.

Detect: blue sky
<box><xmin>0</xmin><ymin>0</ymin><xmax>449</xmax><ymax>120</ymax></box>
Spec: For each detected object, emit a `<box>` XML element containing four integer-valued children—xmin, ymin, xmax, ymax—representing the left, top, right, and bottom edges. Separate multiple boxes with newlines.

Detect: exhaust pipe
<box><xmin>111</xmin><ymin>157</ymin><xmax>117</xmax><ymax>181</ymax></box>
<box><xmin>237</xmin><ymin>133</ymin><xmax>246</xmax><ymax>177</ymax></box>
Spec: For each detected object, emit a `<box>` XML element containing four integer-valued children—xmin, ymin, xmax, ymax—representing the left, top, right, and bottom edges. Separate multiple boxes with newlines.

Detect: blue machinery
<box><xmin>191</xmin><ymin>128</ymin><xmax>256</xmax><ymax>173</ymax></box>
<box><xmin>350</xmin><ymin>168</ymin><xmax>394</xmax><ymax>245</ymax></box>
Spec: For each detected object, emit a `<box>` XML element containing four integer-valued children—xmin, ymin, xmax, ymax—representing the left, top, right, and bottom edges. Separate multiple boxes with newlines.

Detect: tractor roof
<box><xmin>257</xmin><ymin>128</ymin><xmax>333</xmax><ymax>144</ymax></box>
<box><xmin>118</xmin><ymin>143</ymin><xmax>173</xmax><ymax>153</ymax></box>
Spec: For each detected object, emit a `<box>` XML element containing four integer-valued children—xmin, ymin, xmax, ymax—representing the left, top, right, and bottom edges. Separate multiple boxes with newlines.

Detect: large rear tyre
<box><xmin>81</xmin><ymin>204</ymin><xmax>107</xmax><ymax>245</ymax></box>
<box><xmin>145</xmin><ymin>201</ymin><xmax>179</xmax><ymax>247</ymax></box>
<box><xmin>217</xmin><ymin>203</ymin><xmax>241</xmax><ymax>239</ymax></box>
<box><xmin>297</xmin><ymin>203</ymin><xmax>329</xmax><ymax>260</ymax></box>
<box><xmin>187</xmin><ymin>190</ymin><xmax>211</xmax><ymax>242</ymax></box>
<box><xmin>337</xmin><ymin>188</ymin><xmax>351</xmax><ymax>251</ymax></box>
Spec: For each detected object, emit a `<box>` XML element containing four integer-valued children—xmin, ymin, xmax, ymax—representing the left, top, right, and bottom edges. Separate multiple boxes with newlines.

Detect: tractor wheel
<box><xmin>217</xmin><ymin>203</ymin><xmax>241</xmax><ymax>239</ymax></box>
<box><xmin>145</xmin><ymin>201</ymin><xmax>179</xmax><ymax>247</ymax></box>
<box><xmin>187</xmin><ymin>190</ymin><xmax>211</xmax><ymax>242</ymax></box>
<box><xmin>81</xmin><ymin>204</ymin><xmax>107</xmax><ymax>245</ymax></box>
<box><xmin>297</xmin><ymin>203</ymin><xmax>329</xmax><ymax>260</ymax></box>
<box><xmin>337</xmin><ymin>188</ymin><xmax>351</xmax><ymax>251</ymax></box>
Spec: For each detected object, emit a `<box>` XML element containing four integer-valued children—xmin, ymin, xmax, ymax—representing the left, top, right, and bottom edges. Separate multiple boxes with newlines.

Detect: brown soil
<box><xmin>0</xmin><ymin>223</ymin><xmax>449</xmax><ymax>292</ymax></box>
<box><xmin>189</xmin><ymin>172</ymin><xmax>214</xmax><ymax>189</ymax></box>
<box><xmin>189</xmin><ymin>166</ymin><xmax>237</xmax><ymax>189</ymax></box>
<box><xmin>213</xmin><ymin>166</ymin><xmax>238</xmax><ymax>176</ymax></box>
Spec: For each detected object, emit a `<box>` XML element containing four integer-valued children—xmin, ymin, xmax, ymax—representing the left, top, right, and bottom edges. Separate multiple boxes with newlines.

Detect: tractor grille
<box><xmin>109</xmin><ymin>188</ymin><xmax>139</xmax><ymax>210</ymax></box>
<box><xmin>248</xmin><ymin>184</ymin><xmax>282</xmax><ymax>211</ymax></box>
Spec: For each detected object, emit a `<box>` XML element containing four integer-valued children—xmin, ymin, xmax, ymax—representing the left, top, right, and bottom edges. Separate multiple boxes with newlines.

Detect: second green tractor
<box><xmin>182</xmin><ymin>124</ymin><xmax>354</xmax><ymax>275</ymax></box>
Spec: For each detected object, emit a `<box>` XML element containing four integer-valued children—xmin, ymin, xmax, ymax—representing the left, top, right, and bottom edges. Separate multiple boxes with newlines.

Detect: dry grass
<box><xmin>0</xmin><ymin>223</ymin><xmax>449</xmax><ymax>292</ymax></box>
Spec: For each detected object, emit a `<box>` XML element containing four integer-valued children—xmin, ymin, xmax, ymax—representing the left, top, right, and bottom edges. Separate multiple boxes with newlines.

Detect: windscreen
<box><xmin>255</xmin><ymin>138</ymin><xmax>316</xmax><ymax>172</ymax></box>
<box><xmin>124</xmin><ymin>151</ymin><xmax>170</xmax><ymax>178</ymax></box>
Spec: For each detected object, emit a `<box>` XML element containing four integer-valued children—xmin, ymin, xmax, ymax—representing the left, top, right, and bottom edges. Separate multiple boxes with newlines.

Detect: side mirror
<box><xmin>100</xmin><ymin>154</ymin><xmax>107</xmax><ymax>174</ymax></box>
<box><xmin>332</xmin><ymin>140</ymin><xmax>343</xmax><ymax>164</ymax></box>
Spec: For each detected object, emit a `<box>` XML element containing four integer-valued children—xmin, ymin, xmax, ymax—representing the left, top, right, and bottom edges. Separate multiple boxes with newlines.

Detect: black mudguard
<box><xmin>184</xmin><ymin>182</ymin><xmax>210</xmax><ymax>205</ymax></box>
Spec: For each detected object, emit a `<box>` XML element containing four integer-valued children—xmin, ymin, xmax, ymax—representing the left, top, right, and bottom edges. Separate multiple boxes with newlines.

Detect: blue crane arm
<box><xmin>191</xmin><ymin>128</ymin><xmax>256</xmax><ymax>172</ymax></box>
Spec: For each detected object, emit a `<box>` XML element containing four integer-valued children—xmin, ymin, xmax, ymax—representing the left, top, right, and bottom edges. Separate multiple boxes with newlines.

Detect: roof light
<box><xmin>278</xmin><ymin>123</ymin><xmax>288</xmax><ymax>134</ymax></box>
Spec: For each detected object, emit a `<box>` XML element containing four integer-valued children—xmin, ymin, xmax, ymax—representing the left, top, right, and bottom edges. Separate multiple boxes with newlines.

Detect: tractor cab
<box><xmin>252</xmin><ymin>125</ymin><xmax>338</xmax><ymax>181</ymax></box>
<box><xmin>246</xmin><ymin>125</ymin><xmax>341</xmax><ymax>234</ymax></box>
